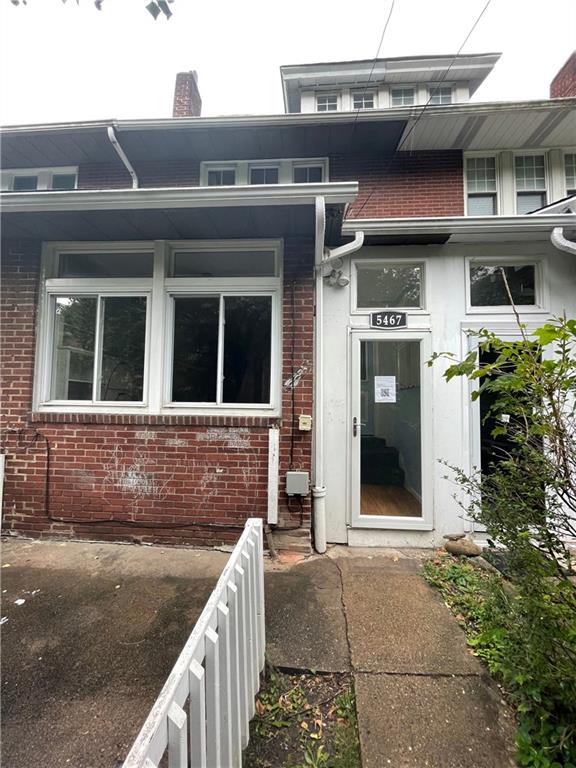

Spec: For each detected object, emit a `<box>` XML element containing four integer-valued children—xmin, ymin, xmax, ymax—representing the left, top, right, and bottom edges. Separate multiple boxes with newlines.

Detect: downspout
<box><xmin>312</xmin><ymin>196</ymin><xmax>328</xmax><ymax>553</ymax></box>
<box><xmin>107</xmin><ymin>125</ymin><xmax>139</xmax><ymax>189</ymax></box>
<box><xmin>312</xmin><ymin>195</ymin><xmax>364</xmax><ymax>553</ymax></box>
<box><xmin>551</xmin><ymin>227</ymin><xmax>576</xmax><ymax>255</ymax></box>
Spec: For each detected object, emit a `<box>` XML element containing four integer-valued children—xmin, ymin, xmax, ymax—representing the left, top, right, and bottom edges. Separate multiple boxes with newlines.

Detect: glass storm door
<box><xmin>351</xmin><ymin>333</ymin><xmax>430</xmax><ymax>529</ymax></box>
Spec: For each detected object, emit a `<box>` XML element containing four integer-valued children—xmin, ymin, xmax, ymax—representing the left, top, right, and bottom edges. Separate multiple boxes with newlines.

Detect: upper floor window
<box><xmin>515</xmin><ymin>155</ymin><xmax>546</xmax><ymax>214</ymax></box>
<box><xmin>207</xmin><ymin>168</ymin><xmax>236</xmax><ymax>186</ymax></box>
<box><xmin>36</xmin><ymin>241</ymin><xmax>282</xmax><ymax>415</ymax></box>
<box><xmin>293</xmin><ymin>164</ymin><xmax>324</xmax><ymax>183</ymax></box>
<box><xmin>249</xmin><ymin>166</ymin><xmax>279</xmax><ymax>185</ymax></box>
<box><xmin>465</xmin><ymin>157</ymin><xmax>497</xmax><ymax>215</ymax></box>
<box><xmin>1</xmin><ymin>166</ymin><xmax>78</xmax><ymax>192</ymax></box>
<box><xmin>316</xmin><ymin>94</ymin><xmax>338</xmax><ymax>112</ymax></box>
<box><xmin>200</xmin><ymin>158</ymin><xmax>328</xmax><ymax>186</ymax></box>
<box><xmin>352</xmin><ymin>91</ymin><xmax>375</xmax><ymax>110</ymax></box>
<box><xmin>391</xmin><ymin>88</ymin><xmax>415</xmax><ymax>107</ymax></box>
<box><xmin>565</xmin><ymin>153</ymin><xmax>576</xmax><ymax>196</ymax></box>
<box><xmin>429</xmin><ymin>86</ymin><xmax>452</xmax><ymax>105</ymax></box>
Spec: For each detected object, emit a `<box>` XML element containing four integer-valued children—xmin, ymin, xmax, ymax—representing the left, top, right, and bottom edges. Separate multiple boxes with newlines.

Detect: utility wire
<box><xmin>352</xmin><ymin>0</ymin><xmax>494</xmax><ymax>218</ymax></box>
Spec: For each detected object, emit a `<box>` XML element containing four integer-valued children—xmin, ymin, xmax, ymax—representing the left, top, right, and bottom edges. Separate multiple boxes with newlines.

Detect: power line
<box><xmin>352</xmin><ymin>0</ymin><xmax>494</xmax><ymax>218</ymax></box>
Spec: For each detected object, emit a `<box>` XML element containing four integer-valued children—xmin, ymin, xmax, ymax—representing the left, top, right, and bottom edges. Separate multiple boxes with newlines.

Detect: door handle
<box><xmin>353</xmin><ymin>417</ymin><xmax>366</xmax><ymax>437</ymax></box>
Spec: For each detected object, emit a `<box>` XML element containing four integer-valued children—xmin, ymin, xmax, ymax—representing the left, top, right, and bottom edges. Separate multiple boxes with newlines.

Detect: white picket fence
<box><xmin>122</xmin><ymin>518</ymin><xmax>265</xmax><ymax>768</ymax></box>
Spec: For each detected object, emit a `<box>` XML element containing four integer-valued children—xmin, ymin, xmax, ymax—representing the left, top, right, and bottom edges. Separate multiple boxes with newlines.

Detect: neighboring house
<box><xmin>1</xmin><ymin>52</ymin><xmax>575</xmax><ymax>552</ymax></box>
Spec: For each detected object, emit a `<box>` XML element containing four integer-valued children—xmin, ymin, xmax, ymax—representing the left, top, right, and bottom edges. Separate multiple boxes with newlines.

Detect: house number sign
<box><xmin>370</xmin><ymin>311</ymin><xmax>407</xmax><ymax>329</ymax></box>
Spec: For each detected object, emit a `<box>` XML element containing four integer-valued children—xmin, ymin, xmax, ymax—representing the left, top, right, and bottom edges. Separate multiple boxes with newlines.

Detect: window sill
<box><xmin>30</xmin><ymin>411</ymin><xmax>280</xmax><ymax>428</ymax></box>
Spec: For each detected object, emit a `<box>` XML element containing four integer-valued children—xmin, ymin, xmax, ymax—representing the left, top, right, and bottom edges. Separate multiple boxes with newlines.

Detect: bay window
<box><xmin>36</xmin><ymin>241</ymin><xmax>282</xmax><ymax>414</ymax></box>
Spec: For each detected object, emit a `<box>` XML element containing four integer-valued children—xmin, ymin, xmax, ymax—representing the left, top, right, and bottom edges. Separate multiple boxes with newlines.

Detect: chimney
<box><xmin>550</xmin><ymin>51</ymin><xmax>576</xmax><ymax>98</ymax></box>
<box><xmin>173</xmin><ymin>71</ymin><xmax>202</xmax><ymax>117</ymax></box>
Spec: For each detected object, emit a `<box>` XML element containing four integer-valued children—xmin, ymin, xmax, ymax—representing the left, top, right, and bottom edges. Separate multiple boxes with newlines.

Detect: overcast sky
<box><xmin>1</xmin><ymin>0</ymin><xmax>575</xmax><ymax>126</ymax></box>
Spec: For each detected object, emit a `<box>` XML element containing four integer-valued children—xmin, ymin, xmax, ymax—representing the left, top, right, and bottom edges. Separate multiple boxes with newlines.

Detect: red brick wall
<box><xmin>550</xmin><ymin>51</ymin><xmax>576</xmax><ymax>98</ymax></box>
<box><xmin>331</xmin><ymin>151</ymin><xmax>464</xmax><ymax>218</ymax></box>
<box><xmin>0</xmin><ymin>238</ymin><xmax>313</xmax><ymax>546</ymax></box>
<box><xmin>78</xmin><ymin>159</ymin><xmax>200</xmax><ymax>190</ymax></box>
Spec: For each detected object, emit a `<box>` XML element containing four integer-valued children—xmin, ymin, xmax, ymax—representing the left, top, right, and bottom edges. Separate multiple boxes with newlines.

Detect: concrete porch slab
<box><xmin>355</xmin><ymin>673</ymin><xmax>517</xmax><ymax>768</ymax></box>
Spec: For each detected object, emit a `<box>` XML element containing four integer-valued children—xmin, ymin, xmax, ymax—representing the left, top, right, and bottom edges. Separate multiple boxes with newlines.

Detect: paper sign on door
<box><xmin>374</xmin><ymin>376</ymin><xmax>396</xmax><ymax>403</ymax></box>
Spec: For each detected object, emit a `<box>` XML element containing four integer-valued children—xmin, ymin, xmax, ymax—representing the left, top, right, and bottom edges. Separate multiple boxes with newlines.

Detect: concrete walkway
<box><xmin>266</xmin><ymin>548</ymin><xmax>517</xmax><ymax>768</ymax></box>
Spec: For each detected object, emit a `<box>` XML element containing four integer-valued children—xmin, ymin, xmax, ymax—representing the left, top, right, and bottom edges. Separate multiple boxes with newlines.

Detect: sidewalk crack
<box><xmin>332</xmin><ymin>558</ymin><xmax>354</xmax><ymax>672</ymax></box>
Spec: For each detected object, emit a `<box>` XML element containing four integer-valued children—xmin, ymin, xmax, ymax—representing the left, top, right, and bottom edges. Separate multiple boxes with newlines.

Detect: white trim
<box><xmin>342</xmin><ymin>213</ymin><xmax>576</xmax><ymax>236</ymax></box>
<box><xmin>1</xmin><ymin>182</ymin><xmax>355</xmax><ymax>212</ymax></box>
<box><xmin>34</xmin><ymin>239</ymin><xmax>284</xmax><ymax>417</ymax></box>
<box><xmin>349</xmin><ymin>329</ymin><xmax>433</xmax><ymax>531</ymax></box>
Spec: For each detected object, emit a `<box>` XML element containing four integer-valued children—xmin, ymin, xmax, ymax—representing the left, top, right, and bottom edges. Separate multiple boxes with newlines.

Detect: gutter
<box><xmin>1</xmin><ymin>182</ymin><xmax>359</xmax><ymax>214</ymax></box>
<box><xmin>107</xmin><ymin>126</ymin><xmax>139</xmax><ymax>189</ymax></box>
<box><xmin>342</xmin><ymin>214</ymin><xmax>576</xmax><ymax>237</ymax></box>
<box><xmin>312</xmin><ymin>200</ymin><xmax>364</xmax><ymax>554</ymax></box>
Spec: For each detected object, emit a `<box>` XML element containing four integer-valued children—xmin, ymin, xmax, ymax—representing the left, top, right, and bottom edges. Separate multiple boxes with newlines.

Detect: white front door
<box><xmin>350</xmin><ymin>331</ymin><xmax>433</xmax><ymax>530</ymax></box>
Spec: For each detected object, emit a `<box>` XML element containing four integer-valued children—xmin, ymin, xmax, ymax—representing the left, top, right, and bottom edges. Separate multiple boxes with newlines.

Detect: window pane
<box><xmin>51</xmin><ymin>173</ymin><xmax>76</xmax><ymax>190</ymax></box>
<box><xmin>207</xmin><ymin>169</ymin><xmax>235</xmax><ymax>186</ymax></box>
<box><xmin>172</xmin><ymin>250</ymin><xmax>276</xmax><ymax>277</ymax></box>
<box><xmin>223</xmin><ymin>296</ymin><xmax>272</xmax><ymax>404</ymax></box>
<box><xmin>172</xmin><ymin>297</ymin><xmax>219</xmax><ymax>402</ymax></box>
<box><xmin>564</xmin><ymin>153</ymin><xmax>576</xmax><ymax>193</ymax></box>
<box><xmin>51</xmin><ymin>296</ymin><xmax>96</xmax><ymax>400</ymax></box>
<box><xmin>357</xmin><ymin>264</ymin><xmax>422</xmax><ymax>308</ymax></box>
<box><xmin>429</xmin><ymin>87</ymin><xmax>452</xmax><ymax>104</ymax></box>
<box><xmin>250</xmin><ymin>167</ymin><xmax>279</xmax><ymax>185</ymax></box>
<box><xmin>515</xmin><ymin>155</ymin><xmax>545</xmax><ymax>191</ymax></box>
<box><xmin>516</xmin><ymin>192</ymin><xmax>546</xmax><ymax>214</ymax></box>
<box><xmin>391</xmin><ymin>88</ymin><xmax>415</xmax><ymax>106</ymax></box>
<box><xmin>59</xmin><ymin>252</ymin><xmax>153</xmax><ymax>278</ymax></box>
<box><xmin>99</xmin><ymin>297</ymin><xmax>146</xmax><ymax>401</ymax></box>
<box><xmin>13</xmin><ymin>175</ymin><xmax>38</xmax><ymax>191</ymax></box>
<box><xmin>467</xmin><ymin>194</ymin><xmax>496</xmax><ymax>215</ymax></box>
<box><xmin>293</xmin><ymin>165</ymin><xmax>323</xmax><ymax>183</ymax></box>
<box><xmin>316</xmin><ymin>95</ymin><xmax>338</xmax><ymax>112</ymax></box>
<box><xmin>466</xmin><ymin>157</ymin><xmax>496</xmax><ymax>192</ymax></box>
<box><xmin>353</xmin><ymin>92</ymin><xmax>374</xmax><ymax>109</ymax></box>
<box><xmin>470</xmin><ymin>264</ymin><xmax>536</xmax><ymax>306</ymax></box>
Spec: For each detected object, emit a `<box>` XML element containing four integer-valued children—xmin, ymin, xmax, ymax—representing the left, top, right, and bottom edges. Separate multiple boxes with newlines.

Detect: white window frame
<box><xmin>390</xmin><ymin>86</ymin><xmax>416</xmax><ymax>107</ymax></box>
<box><xmin>351</xmin><ymin>259</ymin><xmax>429</xmax><ymax>315</ymax></box>
<box><xmin>248</xmin><ymin>164</ymin><xmax>280</xmax><ymax>185</ymax></box>
<box><xmin>563</xmin><ymin>150</ymin><xmax>576</xmax><ymax>195</ymax></box>
<box><xmin>200</xmin><ymin>158</ymin><xmax>329</xmax><ymax>186</ymax></box>
<box><xmin>315</xmin><ymin>93</ymin><xmax>340</xmax><ymax>112</ymax></box>
<box><xmin>465</xmin><ymin>256</ymin><xmax>548</xmax><ymax>315</ymax></box>
<box><xmin>352</xmin><ymin>90</ymin><xmax>377</xmax><ymax>110</ymax></box>
<box><xmin>204</xmin><ymin>165</ymin><xmax>238</xmax><ymax>187</ymax></box>
<box><xmin>428</xmin><ymin>85</ymin><xmax>453</xmax><ymax>105</ymax></box>
<box><xmin>464</xmin><ymin>154</ymin><xmax>499</xmax><ymax>216</ymax></box>
<box><xmin>1</xmin><ymin>166</ymin><xmax>78</xmax><ymax>192</ymax></box>
<box><xmin>513</xmin><ymin>152</ymin><xmax>549</xmax><ymax>214</ymax></box>
<box><xmin>34</xmin><ymin>240</ymin><xmax>283</xmax><ymax>417</ymax></box>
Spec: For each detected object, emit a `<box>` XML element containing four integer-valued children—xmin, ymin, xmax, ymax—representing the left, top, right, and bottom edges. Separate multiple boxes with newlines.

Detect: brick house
<box><xmin>1</xmin><ymin>53</ymin><xmax>575</xmax><ymax>552</ymax></box>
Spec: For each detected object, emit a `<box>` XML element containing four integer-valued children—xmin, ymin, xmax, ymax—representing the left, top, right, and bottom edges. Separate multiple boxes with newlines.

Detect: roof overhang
<box><xmin>0</xmin><ymin>182</ymin><xmax>358</xmax><ymax>243</ymax></box>
<box><xmin>342</xmin><ymin>214</ymin><xmax>576</xmax><ymax>246</ymax></box>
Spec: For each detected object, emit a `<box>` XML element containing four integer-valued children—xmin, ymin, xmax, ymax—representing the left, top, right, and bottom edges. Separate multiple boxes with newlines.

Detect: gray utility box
<box><xmin>286</xmin><ymin>471</ymin><xmax>310</xmax><ymax>496</ymax></box>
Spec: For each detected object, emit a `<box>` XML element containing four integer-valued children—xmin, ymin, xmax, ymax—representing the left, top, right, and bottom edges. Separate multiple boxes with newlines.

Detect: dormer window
<box><xmin>391</xmin><ymin>88</ymin><xmax>415</xmax><ymax>107</ymax></box>
<box><xmin>352</xmin><ymin>91</ymin><xmax>375</xmax><ymax>110</ymax></box>
<box><xmin>565</xmin><ymin>153</ymin><xmax>576</xmax><ymax>196</ymax></box>
<box><xmin>429</xmin><ymin>86</ymin><xmax>452</xmax><ymax>105</ymax></box>
<box><xmin>249</xmin><ymin>166</ymin><xmax>279</xmax><ymax>185</ymax></box>
<box><xmin>316</xmin><ymin>94</ymin><xmax>339</xmax><ymax>112</ymax></box>
<box><xmin>293</xmin><ymin>164</ymin><xmax>324</xmax><ymax>183</ymax></box>
<box><xmin>2</xmin><ymin>167</ymin><xmax>78</xmax><ymax>192</ymax></box>
<box><xmin>207</xmin><ymin>168</ymin><xmax>236</xmax><ymax>186</ymax></box>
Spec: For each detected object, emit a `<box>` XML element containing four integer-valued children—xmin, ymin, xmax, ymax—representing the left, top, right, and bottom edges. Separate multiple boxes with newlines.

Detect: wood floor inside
<box><xmin>361</xmin><ymin>484</ymin><xmax>422</xmax><ymax>517</ymax></box>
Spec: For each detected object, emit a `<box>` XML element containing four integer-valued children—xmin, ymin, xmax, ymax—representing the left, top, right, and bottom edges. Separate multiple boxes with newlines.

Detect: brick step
<box><xmin>271</xmin><ymin>528</ymin><xmax>312</xmax><ymax>554</ymax></box>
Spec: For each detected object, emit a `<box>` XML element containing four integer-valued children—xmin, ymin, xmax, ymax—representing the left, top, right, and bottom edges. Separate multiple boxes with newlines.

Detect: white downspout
<box><xmin>551</xmin><ymin>227</ymin><xmax>576</xmax><ymax>255</ymax></box>
<box><xmin>312</xmin><ymin>196</ymin><xmax>328</xmax><ymax>553</ymax></box>
<box><xmin>107</xmin><ymin>125</ymin><xmax>139</xmax><ymax>189</ymax></box>
<box><xmin>313</xmin><ymin>196</ymin><xmax>364</xmax><ymax>553</ymax></box>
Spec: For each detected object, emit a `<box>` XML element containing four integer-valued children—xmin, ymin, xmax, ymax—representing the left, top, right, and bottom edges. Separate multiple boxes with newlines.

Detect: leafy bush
<box><xmin>429</xmin><ymin>313</ymin><xmax>576</xmax><ymax>766</ymax></box>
